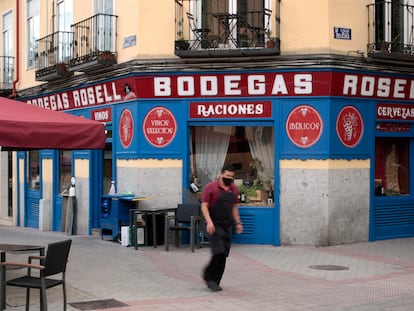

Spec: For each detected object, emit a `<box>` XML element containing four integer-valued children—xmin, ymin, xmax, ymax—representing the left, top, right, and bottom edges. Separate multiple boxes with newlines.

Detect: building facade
<box><xmin>1</xmin><ymin>0</ymin><xmax>414</xmax><ymax>246</ymax></box>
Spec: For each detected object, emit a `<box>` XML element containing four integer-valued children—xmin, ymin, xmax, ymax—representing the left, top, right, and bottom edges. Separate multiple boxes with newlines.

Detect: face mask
<box><xmin>222</xmin><ymin>177</ymin><xmax>234</xmax><ymax>186</ymax></box>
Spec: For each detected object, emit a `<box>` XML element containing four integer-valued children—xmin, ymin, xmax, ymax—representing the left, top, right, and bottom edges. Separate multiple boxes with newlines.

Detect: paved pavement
<box><xmin>2</xmin><ymin>225</ymin><xmax>414</xmax><ymax>310</ymax></box>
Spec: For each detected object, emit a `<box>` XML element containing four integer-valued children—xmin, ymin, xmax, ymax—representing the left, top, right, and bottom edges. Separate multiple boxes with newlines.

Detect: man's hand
<box><xmin>235</xmin><ymin>223</ymin><xmax>243</xmax><ymax>234</ymax></box>
<box><xmin>206</xmin><ymin>222</ymin><xmax>215</xmax><ymax>235</ymax></box>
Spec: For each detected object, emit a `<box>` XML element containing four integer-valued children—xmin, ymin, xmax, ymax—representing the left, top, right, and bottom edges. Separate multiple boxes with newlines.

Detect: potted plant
<box><xmin>98</xmin><ymin>51</ymin><xmax>117</xmax><ymax>64</ymax></box>
<box><xmin>265</xmin><ymin>30</ymin><xmax>276</xmax><ymax>48</ymax></box>
<box><xmin>175</xmin><ymin>31</ymin><xmax>189</xmax><ymax>50</ymax></box>
<box><xmin>56</xmin><ymin>62</ymin><xmax>68</xmax><ymax>75</ymax></box>
<box><xmin>244</xmin><ymin>158</ymin><xmax>274</xmax><ymax>204</ymax></box>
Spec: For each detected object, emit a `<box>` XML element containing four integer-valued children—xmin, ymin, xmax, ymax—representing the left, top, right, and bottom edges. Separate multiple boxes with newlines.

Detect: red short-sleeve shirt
<box><xmin>202</xmin><ymin>179</ymin><xmax>239</xmax><ymax>208</ymax></box>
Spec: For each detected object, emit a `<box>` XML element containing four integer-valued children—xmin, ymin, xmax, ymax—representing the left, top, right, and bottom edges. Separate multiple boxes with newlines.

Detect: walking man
<box><xmin>201</xmin><ymin>164</ymin><xmax>243</xmax><ymax>291</ymax></box>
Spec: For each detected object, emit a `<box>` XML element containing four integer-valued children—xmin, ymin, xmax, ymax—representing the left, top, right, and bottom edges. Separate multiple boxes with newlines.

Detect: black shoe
<box><xmin>206</xmin><ymin>281</ymin><xmax>222</xmax><ymax>291</ymax></box>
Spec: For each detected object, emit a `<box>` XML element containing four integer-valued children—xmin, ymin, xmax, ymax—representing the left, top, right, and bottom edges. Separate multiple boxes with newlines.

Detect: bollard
<box><xmin>65</xmin><ymin>177</ymin><xmax>76</xmax><ymax>235</ymax></box>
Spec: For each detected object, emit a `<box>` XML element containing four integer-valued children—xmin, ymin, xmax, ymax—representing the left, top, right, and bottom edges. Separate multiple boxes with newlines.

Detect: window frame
<box><xmin>26</xmin><ymin>0</ymin><xmax>39</xmax><ymax>69</ymax></box>
<box><xmin>188</xmin><ymin>121</ymin><xmax>275</xmax><ymax>206</ymax></box>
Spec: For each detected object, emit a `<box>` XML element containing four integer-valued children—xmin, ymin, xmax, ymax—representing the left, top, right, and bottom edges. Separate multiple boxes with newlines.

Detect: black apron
<box><xmin>209</xmin><ymin>188</ymin><xmax>235</xmax><ymax>256</ymax></box>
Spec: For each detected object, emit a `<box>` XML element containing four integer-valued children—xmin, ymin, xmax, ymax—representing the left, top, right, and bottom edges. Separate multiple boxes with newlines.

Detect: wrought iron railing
<box><xmin>0</xmin><ymin>56</ymin><xmax>13</xmax><ymax>90</ymax></box>
<box><xmin>71</xmin><ymin>13</ymin><xmax>118</xmax><ymax>69</ymax></box>
<box><xmin>35</xmin><ymin>31</ymin><xmax>72</xmax><ymax>80</ymax></box>
<box><xmin>367</xmin><ymin>0</ymin><xmax>414</xmax><ymax>56</ymax></box>
<box><xmin>174</xmin><ymin>0</ymin><xmax>280</xmax><ymax>57</ymax></box>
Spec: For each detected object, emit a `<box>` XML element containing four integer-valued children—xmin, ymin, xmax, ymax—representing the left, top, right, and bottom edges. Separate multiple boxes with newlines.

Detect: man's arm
<box><xmin>201</xmin><ymin>201</ymin><xmax>215</xmax><ymax>235</ymax></box>
<box><xmin>232</xmin><ymin>204</ymin><xmax>243</xmax><ymax>234</ymax></box>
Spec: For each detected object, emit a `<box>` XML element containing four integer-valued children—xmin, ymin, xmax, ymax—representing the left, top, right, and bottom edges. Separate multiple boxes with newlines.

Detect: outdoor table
<box><xmin>130</xmin><ymin>207</ymin><xmax>177</xmax><ymax>249</ymax></box>
<box><xmin>212</xmin><ymin>13</ymin><xmax>240</xmax><ymax>47</ymax></box>
<box><xmin>0</xmin><ymin>244</ymin><xmax>45</xmax><ymax>310</ymax></box>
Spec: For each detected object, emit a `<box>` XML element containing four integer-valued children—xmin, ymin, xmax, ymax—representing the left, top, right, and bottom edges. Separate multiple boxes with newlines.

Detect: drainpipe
<box><xmin>10</xmin><ymin>0</ymin><xmax>19</xmax><ymax>98</ymax></box>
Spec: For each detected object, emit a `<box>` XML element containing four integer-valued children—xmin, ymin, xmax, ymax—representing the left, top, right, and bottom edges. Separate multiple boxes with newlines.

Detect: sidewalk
<box><xmin>2</xmin><ymin>225</ymin><xmax>414</xmax><ymax>310</ymax></box>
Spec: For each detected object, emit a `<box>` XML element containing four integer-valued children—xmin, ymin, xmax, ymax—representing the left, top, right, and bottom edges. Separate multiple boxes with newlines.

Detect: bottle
<box><xmin>109</xmin><ymin>181</ymin><xmax>116</xmax><ymax>195</ymax></box>
<box><xmin>268</xmin><ymin>188</ymin><xmax>274</xmax><ymax>204</ymax></box>
<box><xmin>241</xmin><ymin>192</ymin><xmax>246</xmax><ymax>203</ymax></box>
<box><xmin>376</xmin><ymin>183</ymin><xmax>385</xmax><ymax>196</ymax></box>
<box><xmin>190</xmin><ymin>182</ymin><xmax>199</xmax><ymax>193</ymax></box>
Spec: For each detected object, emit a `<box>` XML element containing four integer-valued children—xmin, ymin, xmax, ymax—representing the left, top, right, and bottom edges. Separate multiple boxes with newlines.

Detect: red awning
<box><xmin>0</xmin><ymin>97</ymin><xmax>106</xmax><ymax>150</ymax></box>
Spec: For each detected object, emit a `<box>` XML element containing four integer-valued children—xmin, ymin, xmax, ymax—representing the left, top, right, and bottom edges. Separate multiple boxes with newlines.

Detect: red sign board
<box><xmin>119</xmin><ymin>109</ymin><xmax>134</xmax><ymax>148</ymax></box>
<box><xmin>91</xmin><ymin>107</ymin><xmax>112</xmax><ymax>122</ymax></box>
<box><xmin>286</xmin><ymin>105</ymin><xmax>323</xmax><ymax>148</ymax></box>
<box><xmin>143</xmin><ymin>107</ymin><xmax>177</xmax><ymax>148</ymax></box>
<box><xmin>24</xmin><ymin>72</ymin><xmax>414</xmax><ymax>113</ymax></box>
<box><xmin>376</xmin><ymin>103</ymin><xmax>414</xmax><ymax>121</ymax></box>
<box><xmin>190</xmin><ymin>101</ymin><xmax>272</xmax><ymax>118</ymax></box>
<box><xmin>336</xmin><ymin>106</ymin><xmax>364</xmax><ymax>148</ymax></box>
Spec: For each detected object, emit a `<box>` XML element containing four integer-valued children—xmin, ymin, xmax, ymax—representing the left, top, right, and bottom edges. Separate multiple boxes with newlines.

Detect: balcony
<box><xmin>0</xmin><ymin>56</ymin><xmax>13</xmax><ymax>96</ymax></box>
<box><xmin>35</xmin><ymin>31</ymin><xmax>73</xmax><ymax>81</ymax></box>
<box><xmin>367</xmin><ymin>1</ymin><xmax>414</xmax><ymax>59</ymax></box>
<box><xmin>70</xmin><ymin>14</ymin><xmax>118</xmax><ymax>72</ymax></box>
<box><xmin>174</xmin><ymin>0</ymin><xmax>280</xmax><ymax>58</ymax></box>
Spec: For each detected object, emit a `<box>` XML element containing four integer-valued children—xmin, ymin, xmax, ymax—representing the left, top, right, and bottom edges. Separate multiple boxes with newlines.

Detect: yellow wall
<box><xmin>136</xmin><ymin>0</ymin><xmax>175</xmax><ymax>57</ymax></box>
<box><xmin>281</xmin><ymin>0</ymin><xmax>330</xmax><ymax>53</ymax></box>
<box><xmin>72</xmin><ymin>0</ymin><xmax>93</xmax><ymax>22</ymax></box>
<box><xmin>327</xmin><ymin>0</ymin><xmax>372</xmax><ymax>55</ymax></box>
<box><xmin>280</xmin><ymin>159</ymin><xmax>370</xmax><ymax>170</ymax></box>
<box><xmin>281</xmin><ymin>0</ymin><xmax>371</xmax><ymax>55</ymax></box>
<box><xmin>41</xmin><ymin>159</ymin><xmax>53</xmax><ymax>201</ymax></box>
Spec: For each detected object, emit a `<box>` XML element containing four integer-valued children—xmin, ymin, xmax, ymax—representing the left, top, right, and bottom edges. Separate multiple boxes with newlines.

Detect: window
<box><xmin>28</xmin><ymin>150</ymin><xmax>39</xmax><ymax>191</ymax></box>
<box><xmin>27</xmin><ymin>0</ymin><xmax>39</xmax><ymax>68</ymax></box>
<box><xmin>370</xmin><ymin>0</ymin><xmax>414</xmax><ymax>52</ymax></box>
<box><xmin>190</xmin><ymin>126</ymin><xmax>274</xmax><ymax>205</ymax></box>
<box><xmin>2</xmin><ymin>11</ymin><xmax>13</xmax><ymax>88</ymax></box>
<box><xmin>56</xmin><ymin>0</ymin><xmax>72</xmax><ymax>62</ymax></box>
<box><xmin>94</xmin><ymin>0</ymin><xmax>115</xmax><ymax>51</ymax></box>
<box><xmin>375</xmin><ymin>137</ymin><xmax>409</xmax><ymax>196</ymax></box>
<box><xmin>94</xmin><ymin>0</ymin><xmax>114</xmax><ymax>14</ymax></box>
<box><xmin>103</xmin><ymin>144</ymin><xmax>113</xmax><ymax>194</ymax></box>
<box><xmin>197</xmin><ymin>0</ymin><xmax>270</xmax><ymax>47</ymax></box>
<box><xmin>59</xmin><ymin>150</ymin><xmax>72</xmax><ymax>193</ymax></box>
<box><xmin>56</xmin><ymin>0</ymin><xmax>72</xmax><ymax>31</ymax></box>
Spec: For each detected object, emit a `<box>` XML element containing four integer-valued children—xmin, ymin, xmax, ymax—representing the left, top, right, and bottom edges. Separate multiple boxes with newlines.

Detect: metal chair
<box><xmin>186</xmin><ymin>12</ymin><xmax>210</xmax><ymax>49</ymax></box>
<box><xmin>165</xmin><ymin>204</ymin><xmax>201</xmax><ymax>252</ymax></box>
<box><xmin>1</xmin><ymin>239</ymin><xmax>72</xmax><ymax>311</ymax></box>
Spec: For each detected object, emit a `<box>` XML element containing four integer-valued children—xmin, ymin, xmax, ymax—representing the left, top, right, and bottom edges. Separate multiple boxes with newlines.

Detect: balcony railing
<box><xmin>367</xmin><ymin>1</ymin><xmax>414</xmax><ymax>58</ymax></box>
<box><xmin>175</xmin><ymin>0</ymin><xmax>280</xmax><ymax>57</ymax></box>
<box><xmin>0</xmin><ymin>56</ymin><xmax>13</xmax><ymax>94</ymax></box>
<box><xmin>70</xmin><ymin>13</ymin><xmax>118</xmax><ymax>71</ymax></box>
<box><xmin>35</xmin><ymin>31</ymin><xmax>73</xmax><ymax>81</ymax></box>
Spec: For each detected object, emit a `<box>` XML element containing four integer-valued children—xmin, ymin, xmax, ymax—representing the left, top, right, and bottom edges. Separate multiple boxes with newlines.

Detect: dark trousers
<box><xmin>203</xmin><ymin>253</ymin><xmax>227</xmax><ymax>284</ymax></box>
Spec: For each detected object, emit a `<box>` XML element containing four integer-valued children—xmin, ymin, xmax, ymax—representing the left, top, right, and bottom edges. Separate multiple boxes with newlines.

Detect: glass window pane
<box><xmin>28</xmin><ymin>150</ymin><xmax>39</xmax><ymax>190</ymax></box>
<box><xmin>190</xmin><ymin>126</ymin><xmax>274</xmax><ymax>206</ymax></box>
<box><xmin>27</xmin><ymin>0</ymin><xmax>39</xmax><ymax>68</ymax></box>
<box><xmin>375</xmin><ymin>137</ymin><xmax>409</xmax><ymax>196</ymax></box>
<box><xmin>57</xmin><ymin>0</ymin><xmax>73</xmax><ymax>31</ymax></box>
<box><xmin>103</xmin><ymin>144</ymin><xmax>112</xmax><ymax>194</ymax></box>
<box><xmin>60</xmin><ymin>150</ymin><xmax>72</xmax><ymax>193</ymax></box>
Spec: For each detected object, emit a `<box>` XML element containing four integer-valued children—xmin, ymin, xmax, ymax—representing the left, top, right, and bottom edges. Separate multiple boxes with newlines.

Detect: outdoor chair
<box><xmin>1</xmin><ymin>239</ymin><xmax>72</xmax><ymax>311</ymax></box>
<box><xmin>186</xmin><ymin>12</ymin><xmax>210</xmax><ymax>49</ymax></box>
<box><xmin>165</xmin><ymin>204</ymin><xmax>201</xmax><ymax>252</ymax></box>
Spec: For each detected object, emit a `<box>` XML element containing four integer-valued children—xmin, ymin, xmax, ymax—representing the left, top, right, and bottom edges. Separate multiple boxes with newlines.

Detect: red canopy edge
<box><xmin>0</xmin><ymin>97</ymin><xmax>106</xmax><ymax>150</ymax></box>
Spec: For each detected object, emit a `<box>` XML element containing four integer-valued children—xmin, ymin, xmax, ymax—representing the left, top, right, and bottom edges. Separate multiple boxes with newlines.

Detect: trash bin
<box><xmin>129</xmin><ymin>224</ymin><xmax>146</xmax><ymax>249</ymax></box>
<box><xmin>144</xmin><ymin>214</ymin><xmax>165</xmax><ymax>246</ymax></box>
